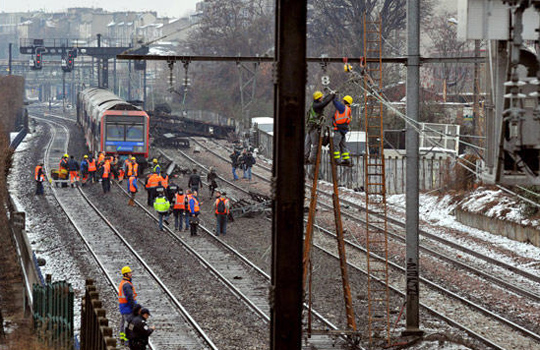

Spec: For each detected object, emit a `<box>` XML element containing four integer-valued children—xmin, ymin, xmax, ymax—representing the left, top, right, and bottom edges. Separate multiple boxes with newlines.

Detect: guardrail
<box><xmin>9</xmin><ymin>127</ymin><xmax>27</xmax><ymax>150</ymax></box>
<box><xmin>32</xmin><ymin>277</ymin><xmax>74</xmax><ymax>349</ymax></box>
<box><xmin>80</xmin><ymin>280</ymin><xmax>117</xmax><ymax>350</ymax></box>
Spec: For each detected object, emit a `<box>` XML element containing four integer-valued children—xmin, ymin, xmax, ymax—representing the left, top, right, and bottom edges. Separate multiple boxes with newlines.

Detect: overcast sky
<box><xmin>1</xmin><ymin>0</ymin><xmax>200</xmax><ymax>18</ymax></box>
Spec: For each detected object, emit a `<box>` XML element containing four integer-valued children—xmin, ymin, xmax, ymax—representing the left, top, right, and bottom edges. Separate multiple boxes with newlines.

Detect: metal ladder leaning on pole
<box><xmin>302</xmin><ymin>72</ymin><xmax>358</xmax><ymax>344</ymax></box>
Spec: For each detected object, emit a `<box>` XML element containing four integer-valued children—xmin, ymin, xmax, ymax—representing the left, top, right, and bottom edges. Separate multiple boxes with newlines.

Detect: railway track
<box><xmin>32</xmin><ymin>114</ymin><xmax>218</xmax><ymax>350</ymax></box>
<box><xmin>179</xmin><ymin>137</ymin><xmax>540</xmax><ymax>349</ymax></box>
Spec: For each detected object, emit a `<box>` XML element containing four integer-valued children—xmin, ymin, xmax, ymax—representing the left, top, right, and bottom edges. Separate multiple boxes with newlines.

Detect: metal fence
<box><xmin>80</xmin><ymin>280</ymin><xmax>117</xmax><ymax>350</ymax></box>
<box><xmin>32</xmin><ymin>278</ymin><xmax>74</xmax><ymax>349</ymax></box>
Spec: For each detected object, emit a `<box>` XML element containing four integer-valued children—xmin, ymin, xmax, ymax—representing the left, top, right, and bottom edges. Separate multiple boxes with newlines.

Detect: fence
<box><xmin>32</xmin><ymin>277</ymin><xmax>74</xmax><ymax>349</ymax></box>
<box><xmin>80</xmin><ymin>280</ymin><xmax>117</xmax><ymax>350</ymax></box>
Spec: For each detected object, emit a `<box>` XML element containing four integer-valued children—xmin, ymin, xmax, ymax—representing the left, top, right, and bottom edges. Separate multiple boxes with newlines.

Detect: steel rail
<box><xmin>32</xmin><ymin>115</ymin><xmax>219</xmax><ymax>350</ymax></box>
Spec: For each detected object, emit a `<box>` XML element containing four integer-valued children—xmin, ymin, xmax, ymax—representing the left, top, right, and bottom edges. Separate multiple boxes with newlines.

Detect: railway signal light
<box><xmin>33</xmin><ymin>47</ymin><xmax>45</xmax><ymax>70</ymax></box>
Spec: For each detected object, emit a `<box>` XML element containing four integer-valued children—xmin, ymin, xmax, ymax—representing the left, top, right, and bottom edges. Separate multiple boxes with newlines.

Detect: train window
<box><xmin>106</xmin><ymin>124</ymin><xmax>125</xmax><ymax>141</ymax></box>
<box><xmin>126</xmin><ymin>124</ymin><xmax>144</xmax><ymax>141</ymax></box>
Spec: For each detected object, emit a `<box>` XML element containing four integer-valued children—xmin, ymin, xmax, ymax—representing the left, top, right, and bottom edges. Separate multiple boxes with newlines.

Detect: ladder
<box><xmin>363</xmin><ymin>13</ymin><xmax>391</xmax><ymax>346</ymax></box>
<box><xmin>302</xmin><ymin>126</ymin><xmax>357</xmax><ymax>336</ymax></box>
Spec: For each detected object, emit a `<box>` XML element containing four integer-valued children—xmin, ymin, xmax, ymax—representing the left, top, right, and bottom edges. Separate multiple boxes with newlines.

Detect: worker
<box><xmin>153</xmin><ymin>187</ymin><xmax>171</xmax><ymax>231</ymax></box>
<box><xmin>127</xmin><ymin>157</ymin><xmax>139</xmax><ymax>178</ymax></box>
<box><xmin>188</xmin><ymin>168</ymin><xmax>202</xmax><ymax>193</ymax></box>
<box><xmin>35</xmin><ymin>162</ymin><xmax>45</xmax><ymax>195</ymax></box>
<box><xmin>207</xmin><ymin>167</ymin><xmax>218</xmax><ymax>198</ymax></box>
<box><xmin>188</xmin><ymin>189</ymin><xmax>200</xmax><ymax>236</ymax></box>
<box><xmin>167</xmin><ymin>182</ymin><xmax>178</xmax><ymax>203</ymax></box>
<box><xmin>129</xmin><ymin>308</ymin><xmax>154</xmax><ymax>350</ymax></box>
<box><xmin>98</xmin><ymin>151</ymin><xmax>105</xmax><ymax>165</ymax></box>
<box><xmin>87</xmin><ymin>155</ymin><xmax>97</xmax><ymax>183</ymax></box>
<box><xmin>118</xmin><ymin>266</ymin><xmax>138</xmax><ymax>345</ymax></box>
<box><xmin>101</xmin><ymin>157</ymin><xmax>112</xmax><ymax>193</ymax></box>
<box><xmin>59</xmin><ymin>154</ymin><xmax>69</xmax><ymax>187</ymax></box>
<box><xmin>242</xmin><ymin>151</ymin><xmax>256</xmax><ymax>181</ymax></box>
<box><xmin>332</xmin><ymin>95</ymin><xmax>353</xmax><ymax>166</ymax></box>
<box><xmin>145</xmin><ymin>172</ymin><xmax>160</xmax><ymax>206</ymax></box>
<box><xmin>59</xmin><ymin>154</ymin><xmax>69</xmax><ymax>171</ymax></box>
<box><xmin>152</xmin><ymin>158</ymin><xmax>161</xmax><ymax>175</ymax></box>
<box><xmin>80</xmin><ymin>155</ymin><xmax>89</xmax><ymax>186</ymax></box>
<box><xmin>229</xmin><ymin>150</ymin><xmax>240</xmax><ymax>181</ymax></box>
<box><xmin>67</xmin><ymin>155</ymin><xmax>80</xmax><ymax>187</ymax></box>
<box><xmin>159</xmin><ymin>172</ymin><xmax>169</xmax><ymax>189</ymax></box>
<box><xmin>214</xmin><ymin>189</ymin><xmax>230</xmax><ymax>236</ymax></box>
<box><xmin>128</xmin><ymin>175</ymin><xmax>138</xmax><ymax>206</ymax></box>
<box><xmin>124</xmin><ymin>304</ymin><xmax>142</xmax><ymax>344</ymax></box>
<box><xmin>305</xmin><ymin>90</ymin><xmax>336</xmax><ymax>164</ymax></box>
<box><xmin>172</xmin><ymin>188</ymin><xmax>186</xmax><ymax>231</ymax></box>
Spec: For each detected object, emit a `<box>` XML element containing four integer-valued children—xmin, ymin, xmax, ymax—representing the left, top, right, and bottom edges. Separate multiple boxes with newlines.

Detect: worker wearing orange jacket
<box><xmin>145</xmin><ymin>173</ymin><xmax>161</xmax><ymax>206</ymax></box>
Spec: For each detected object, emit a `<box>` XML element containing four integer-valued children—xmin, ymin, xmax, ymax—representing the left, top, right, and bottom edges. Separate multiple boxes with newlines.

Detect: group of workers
<box><xmin>305</xmin><ymin>90</ymin><xmax>353</xmax><ymax>166</ymax></box>
<box><xmin>229</xmin><ymin>148</ymin><xmax>256</xmax><ymax>181</ymax></box>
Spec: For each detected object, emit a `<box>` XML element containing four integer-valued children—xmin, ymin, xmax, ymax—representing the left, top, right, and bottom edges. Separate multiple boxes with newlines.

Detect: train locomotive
<box><xmin>77</xmin><ymin>88</ymin><xmax>150</xmax><ymax>161</ymax></box>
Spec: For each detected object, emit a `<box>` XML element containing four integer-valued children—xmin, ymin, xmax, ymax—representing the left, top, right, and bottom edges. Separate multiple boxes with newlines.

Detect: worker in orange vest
<box><xmin>35</xmin><ymin>162</ymin><xmax>45</xmax><ymax>195</ymax></box>
<box><xmin>214</xmin><ymin>190</ymin><xmax>230</xmax><ymax>236</ymax></box>
<box><xmin>127</xmin><ymin>157</ymin><xmax>139</xmax><ymax>178</ymax></box>
<box><xmin>98</xmin><ymin>151</ymin><xmax>105</xmax><ymax>165</ymax></box>
<box><xmin>172</xmin><ymin>188</ymin><xmax>187</xmax><ymax>231</ymax></box>
<box><xmin>332</xmin><ymin>95</ymin><xmax>353</xmax><ymax>166</ymax></box>
<box><xmin>118</xmin><ymin>266</ymin><xmax>138</xmax><ymax>345</ymax></box>
<box><xmin>128</xmin><ymin>175</ymin><xmax>137</xmax><ymax>206</ymax></box>
<box><xmin>101</xmin><ymin>158</ymin><xmax>111</xmax><ymax>193</ymax></box>
<box><xmin>145</xmin><ymin>172</ymin><xmax>161</xmax><ymax>206</ymax></box>
<box><xmin>87</xmin><ymin>155</ymin><xmax>97</xmax><ymax>183</ymax></box>
<box><xmin>187</xmin><ymin>190</ymin><xmax>201</xmax><ymax>236</ymax></box>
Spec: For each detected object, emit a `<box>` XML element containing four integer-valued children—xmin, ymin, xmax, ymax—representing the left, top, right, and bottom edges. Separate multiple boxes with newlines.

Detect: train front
<box><xmin>102</xmin><ymin>109</ymin><xmax>150</xmax><ymax>159</ymax></box>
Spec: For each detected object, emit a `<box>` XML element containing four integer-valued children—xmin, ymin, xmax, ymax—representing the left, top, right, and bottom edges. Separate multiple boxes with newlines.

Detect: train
<box><xmin>77</xmin><ymin>88</ymin><xmax>150</xmax><ymax>160</ymax></box>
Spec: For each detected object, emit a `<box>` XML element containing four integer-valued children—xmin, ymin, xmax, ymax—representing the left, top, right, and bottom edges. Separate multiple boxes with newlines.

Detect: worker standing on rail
<box><xmin>87</xmin><ymin>155</ymin><xmax>97</xmax><ymax>184</ymax></box>
<box><xmin>207</xmin><ymin>167</ymin><xmax>218</xmax><ymax>198</ymax></box>
<box><xmin>35</xmin><ymin>162</ymin><xmax>45</xmax><ymax>195</ymax></box>
<box><xmin>214</xmin><ymin>190</ymin><xmax>230</xmax><ymax>236</ymax></box>
<box><xmin>128</xmin><ymin>175</ymin><xmax>138</xmax><ymax>206</ymax></box>
<box><xmin>188</xmin><ymin>168</ymin><xmax>202</xmax><ymax>193</ymax></box>
<box><xmin>304</xmin><ymin>90</ymin><xmax>336</xmax><ymax>164</ymax></box>
<box><xmin>118</xmin><ymin>266</ymin><xmax>138</xmax><ymax>345</ymax></box>
<box><xmin>230</xmin><ymin>150</ymin><xmax>240</xmax><ymax>180</ymax></box>
<box><xmin>129</xmin><ymin>308</ymin><xmax>154</xmax><ymax>350</ymax></box>
<box><xmin>332</xmin><ymin>95</ymin><xmax>353</xmax><ymax>166</ymax></box>
<box><xmin>145</xmin><ymin>172</ymin><xmax>160</xmax><ymax>206</ymax></box>
<box><xmin>101</xmin><ymin>157</ymin><xmax>112</xmax><ymax>193</ymax></box>
<box><xmin>152</xmin><ymin>158</ymin><xmax>161</xmax><ymax>176</ymax></box>
<box><xmin>80</xmin><ymin>155</ymin><xmax>89</xmax><ymax>186</ymax></box>
<box><xmin>67</xmin><ymin>155</ymin><xmax>80</xmax><ymax>187</ymax></box>
<box><xmin>153</xmin><ymin>187</ymin><xmax>171</xmax><ymax>231</ymax></box>
<box><xmin>172</xmin><ymin>188</ymin><xmax>186</xmax><ymax>231</ymax></box>
<box><xmin>188</xmin><ymin>190</ymin><xmax>201</xmax><ymax>236</ymax></box>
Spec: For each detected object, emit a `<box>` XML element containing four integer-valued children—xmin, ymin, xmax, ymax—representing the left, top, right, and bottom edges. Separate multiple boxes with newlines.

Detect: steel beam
<box><xmin>271</xmin><ymin>0</ymin><xmax>306</xmax><ymax>348</ymax></box>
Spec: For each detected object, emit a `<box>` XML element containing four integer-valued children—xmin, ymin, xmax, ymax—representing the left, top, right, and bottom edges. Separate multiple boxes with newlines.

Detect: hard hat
<box><xmin>343</xmin><ymin>95</ymin><xmax>353</xmax><ymax>105</ymax></box>
<box><xmin>84</xmin><ymin>155</ymin><xmax>88</xmax><ymax>159</ymax></box>
<box><xmin>313</xmin><ymin>91</ymin><xmax>323</xmax><ymax>100</ymax></box>
<box><xmin>63</xmin><ymin>154</ymin><xmax>69</xmax><ymax>158</ymax></box>
<box><xmin>344</xmin><ymin>63</ymin><xmax>353</xmax><ymax>72</ymax></box>
<box><xmin>153</xmin><ymin>158</ymin><xmax>158</xmax><ymax>163</ymax></box>
<box><xmin>121</xmin><ymin>266</ymin><xmax>132</xmax><ymax>275</ymax></box>
<box><xmin>131</xmin><ymin>157</ymin><xmax>136</xmax><ymax>160</ymax></box>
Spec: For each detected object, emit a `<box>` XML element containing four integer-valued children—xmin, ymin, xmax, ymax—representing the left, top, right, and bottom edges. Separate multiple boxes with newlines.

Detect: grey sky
<box><xmin>1</xmin><ymin>0</ymin><xmax>200</xmax><ymax>18</ymax></box>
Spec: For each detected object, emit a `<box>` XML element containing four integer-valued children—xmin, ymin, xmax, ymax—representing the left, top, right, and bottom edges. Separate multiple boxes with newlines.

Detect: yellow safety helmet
<box><xmin>344</xmin><ymin>63</ymin><xmax>353</xmax><ymax>72</ymax></box>
<box><xmin>131</xmin><ymin>157</ymin><xmax>136</xmax><ymax>160</ymax></box>
<box><xmin>83</xmin><ymin>155</ymin><xmax>88</xmax><ymax>159</ymax></box>
<box><xmin>121</xmin><ymin>266</ymin><xmax>132</xmax><ymax>275</ymax></box>
<box><xmin>313</xmin><ymin>91</ymin><xmax>323</xmax><ymax>100</ymax></box>
<box><xmin>63</xmin><ymin>154</ymin><xmax>69</xmax><ymax>158</ymax></box>
<box><xmin>152</xmin><ymin>158</ymin><xmax>158</xmax><ymax>164</ymax></box>
<box><xmin>343</xmin><ymin>95</ymin><xmax>353</xmax><ymax>105</ymax></box>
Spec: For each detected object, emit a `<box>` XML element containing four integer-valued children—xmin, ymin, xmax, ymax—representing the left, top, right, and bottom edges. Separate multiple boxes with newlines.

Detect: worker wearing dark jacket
<box><xmin>118</xmin><ymin>266</ymin><xmax>138</xmax><ymax>344</ymax></box>
<box><xmin>207</xmin><ymin>168</ymin><xmax>218</xmax><ymax>197</ymax></box>
<box><xmin>129</xmin><ymin>308</ymin><xmax>154</xmax><ymax>350</ymax></box>
<box><xmin>305</xmin><ymin>90</ymin><xmax>336</xmax><ymax>164</ymax></box>
<box><xmin>125</xmin><ymin>304</ymin><xmax>142</xmax><ymax>343</ymax></box>
<box><xmin>188</xmin><ymin>169</ymin><xmax>202</xmax><ymax>193</ymax></box>
<box><xmin>230</xmin><ymin>151</ymin><xmax>240</xmax><ymax>180</ymax></box>
<box><xmin>67</xmin><ymin>155</ymin><xmax>80</xmax><ymax>187</ymax></box>
<box><xmin>332</xmin><ymin>95</ymin><xmax>353</xmax><ymax>165</ymax></box>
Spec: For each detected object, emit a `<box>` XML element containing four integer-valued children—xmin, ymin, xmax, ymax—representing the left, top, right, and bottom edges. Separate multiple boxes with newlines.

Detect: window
<box><xmin>126</xmin><ymin>125</ymin><xmax>144</xmax><ymax>141</ymax></box>
<box><xmin>106</xmin><ymin>124</ymin><xmax>124</xmax><ymax>141</ymax></box>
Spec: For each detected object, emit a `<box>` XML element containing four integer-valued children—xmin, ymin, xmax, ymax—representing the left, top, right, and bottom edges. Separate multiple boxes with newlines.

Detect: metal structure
<box><xmin>363</xmin><ymin>14</ymin><xmax>391</xmax><ymax>345</ymax></box>
<box><xmin>303</xmin><ymin>126</ymin><xmax>357</xmax><ymax>335</ymax></box>
<box><xmin>238</xmin><ymin>62</ymin><xmax>259</xmax><ymax>129</ymax></box>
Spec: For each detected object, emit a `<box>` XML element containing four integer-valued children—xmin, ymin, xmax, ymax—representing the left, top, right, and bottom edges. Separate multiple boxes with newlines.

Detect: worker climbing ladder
<box><xmin>302</xmin><ymin>123</ymin><xmax>358</xmax><ymax>340</ymax></box>
<box><xmin>363</xmin><ymin>13</ymin><xmax>391</xmax><ymax>346</ymax></box>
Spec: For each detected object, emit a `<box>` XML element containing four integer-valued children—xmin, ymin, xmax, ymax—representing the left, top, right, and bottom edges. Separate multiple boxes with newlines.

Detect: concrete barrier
<box><xmin>455</xmin><ymin>209</ymin><xmax>540</xmax><ymax>247</ymax></box>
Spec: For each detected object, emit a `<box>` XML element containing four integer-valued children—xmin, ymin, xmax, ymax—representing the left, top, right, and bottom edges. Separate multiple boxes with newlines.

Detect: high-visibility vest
<box><xmin>188</xmin><ymin>195</ymin><xmax>200</xmax><ymax>213</ymax></box>
<box><xmin>128</xmin><ymin>176</ymin><xmax>137</xmax><ymax>193</ymax></box>
<box><xmin>173</xmin><ymin>193</ymin><xmax>186</xmax><ymax>209</ymax></box>
<box><xmin>127</xmin><ymin>162</ymin><xmax>139</xmax><ymax>177</ymax></box>
<box><xmin>153</xmin><ymin>196</ymin><xmax>170</xmax><ymax>213</ymax></box>
<box><xmin>98</xmin><ymin>153</ymin><xmax>105</xmax><ymax>164</ymax></box>
<box><xmin>160</xmin><ymin>175</ymin><xmax>168</xmax><ymax>188</ymax></box>
<box><xmin>35</xmin><ymin>165</ymin><xmax>44</xmax><ymax>181</ymax></box>
<box><xmin>88</xmin><ymin>159</ymin><xmax>97</xmax><ymax>172</ymax></box>
<box><xmin>333</xmin><ymin>105</ymin><xmax>351</xmax><ymax>131</ymax></box>
<box><xmin>153</xmin><ymin>164</ymin><xmax>161</xmax><ymax>174</ymax></box>
<box><xmin>145</xmin><ymin>174</ymin><xmax>160</xmax><ymax>188</ymax></box>
<box><xmin>215</xmin><ymin>197</ymin><xmax>229</xmax><ymax>215</ymax></box>
<box><xmin>102</xmin><ymin>161</ymin><xmax>111</xmax><ymax>178</ymax></box>
<box><xmin>118</xmin><ymin>279</ymin><xmax>137</xmax><ymax>305</ymax></box>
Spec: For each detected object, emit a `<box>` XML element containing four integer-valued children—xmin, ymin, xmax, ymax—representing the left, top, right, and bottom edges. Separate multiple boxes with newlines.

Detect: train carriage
<box><xmin>77</xmin><ymin>88</ymin><xmax>150</xmax><ymax>160</ymax></box>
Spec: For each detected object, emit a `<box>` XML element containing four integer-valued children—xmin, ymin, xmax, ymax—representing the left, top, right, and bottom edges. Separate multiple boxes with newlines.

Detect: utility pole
<box><xmin>403</xmin><ymin>0</ymin><xmax>424</xmax><ymax>337</ymax></box>
<box><xmin>473</xmin><ymin>39</ymin><xmax>480</xmax><ymax>149</ymax></box>
<box><xmin>8</xmin><ymin>43</ymin><xmax>12</xmax><ymax>75</ymax></box>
